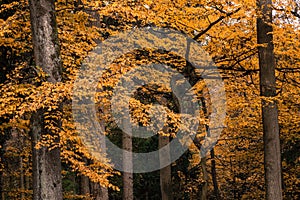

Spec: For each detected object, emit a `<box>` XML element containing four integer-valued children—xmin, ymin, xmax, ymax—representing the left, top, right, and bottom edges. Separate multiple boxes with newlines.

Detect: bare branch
<box><xmin>193</xmin><ymin>7</ymin><xmax>241</xmax><ymax>40</ymax></box>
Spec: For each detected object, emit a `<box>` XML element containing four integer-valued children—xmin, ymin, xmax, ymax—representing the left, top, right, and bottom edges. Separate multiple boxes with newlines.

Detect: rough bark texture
<box><xmin>29</xmin><ymin>0</ymin><xmax>63</xmax><ymax>199</ymax></box>
<box><xmin>91</xmin><ymin>182</ymin><xmax>109</xmax><ymax>200</ymax></box>
<box><xmin>30</xmin><ymin>111</ymin><xmax>63</xmax><ymax>200</ymax></box>
<box><xmin>80</xmin><ymin>175</ymin><xmax>90</xmax><ymax>195</ymax></box>
<box><xmin>257</xmin><ymin>0</ymin><xmax>283</xmax><ymax>199</ymax></box>
<box><xmin>79</xmin><ymin>158</ymin><xmax>90</xmax><ymax>195</ymax></box>
<box><xmin>29</xmin><ymin>0</ymin><xmax>62</xmax><ymax>83</ymax></box>
<box><xmin>122</xmin><ymin>117</ymin><xmax>133</xmax><ymax>200</ymax></box>
<box><xmin>159</xmin><ymin>134</ymin><xmax>173</xmax><ymax>200</ymax></box>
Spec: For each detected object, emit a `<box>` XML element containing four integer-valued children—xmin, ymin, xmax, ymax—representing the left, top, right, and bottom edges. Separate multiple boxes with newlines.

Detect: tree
<box><xmin>0</xmin><ymin>0</ymin><xmax>299</xmax><ymax>199</ymax></box>
<box><xmin>122</xmin><ymin>117</ymin><xmax>133</xmax><ymax>200</ymax></box>
<box><xmin>257</xmin><ymin>0</ymin><xmax>283</xmax><ymax>199</ymax></box>
<box><xmin>159</xmin><ymin>133</ymin><xmax>173</xmax><ymax>200</ymax></box>
<box><xmin>28</xmin><ymin>0</ymin><xmax>63</xmax><ymax>199</ymax></box>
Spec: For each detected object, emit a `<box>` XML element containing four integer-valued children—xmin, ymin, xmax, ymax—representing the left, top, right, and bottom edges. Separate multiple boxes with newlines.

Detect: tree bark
<box><xmin>80</xmin><ymin>174</ymin><xmax>90</xmax><ymax>195</ymax></box>
<box><xmin>20</xmin><ymin>156</ymin><xmax>25</xmax><ymax>199</ymax></box>
<box><xmin>0</xmin><ymin>170</ymin><xmax>3</xmax><ymax>200</ymax></box>
<box><xmin>257</xmin><ymin>0</ymin><xmax>283</xmax><ymax>199</ymax></box>
<box><xmin>123</xmin><ymin>117</ymin><xmax>133</xmax><ymax>200</ymax></box>
<box><xmin>210</xmin><ymin>149</ymin><xmax>220</xmax><ymax>199</ymax></box>
<box><xmin>79</xmin><ymin>158</ymin><xmax>90</xmax><ymax>195</ymax></box>
<box><xmin>28</xmin><ymin>0</ymin><xmax>63</xmax><ymax>199</ymax></box>
<box><xmin>91</xmin><ymin>182</ymin><xmax>109</xmax><ymax>200</ymax></box>
<box><xmin>200</xmin><ymin>156</ymin><xmax>208</xmax><ymax>200</ymax></box>
<box><xmin>159</xmin><ymin>134</ymin><xmax>173</xmax><ymax>200</ymax></box>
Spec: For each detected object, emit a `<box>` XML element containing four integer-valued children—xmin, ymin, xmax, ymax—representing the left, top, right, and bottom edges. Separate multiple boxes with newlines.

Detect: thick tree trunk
<box><xmin>159</xmin><ymin>134</ymin><xmax>173</xmax><ymax>200</ymax></box>
<box><xmin>91</xmin><ymin>182</ymin><xmax>109</xmax><ymax>200</ymax></box>
<box><xmin>80</xmin><ymin>175</ymin><xmax>90</xmax><ymax>195</ymax></box>
<box><xmin>123</xmin><ymin>117</ymin><xmax>133</xmax><ymax>200</ymax></box>
<box><xmin>28</xmin><ymin>0</ymin><xmax>63</xmax><ymax>199</ymax></box>
<box><xmin>30</xmin><ymin>111</ymin><xmax>62</xmax><ymax>200</ymax></box>
<box><xmin>257</xmin><ymin>0</ymin><xmax>283</xmax><ymax>199</ymax></box>
<box><xmin>79</xmin><ymin>158</ymin><xmax>90</xmax><ymax>195</ymax></box>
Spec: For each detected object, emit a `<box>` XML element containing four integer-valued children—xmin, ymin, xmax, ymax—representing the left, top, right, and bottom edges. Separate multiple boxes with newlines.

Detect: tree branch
<box><xmin>193</xmin><ymin>7</ymin><xmax>241</xmax><ymax>40</ymax></box>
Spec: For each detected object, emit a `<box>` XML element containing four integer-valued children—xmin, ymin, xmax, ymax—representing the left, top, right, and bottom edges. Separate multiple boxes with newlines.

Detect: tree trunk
<box><xmin>229</xmin><ymin>156</ymin><xmax>237</xmax><ymax>199</ymax></box>
<box><xmin>210</xmin><ymin>149</ymin><xmax>220</xmax><ymax>199</ymax></box>
<box><xmin>159</xmin><ymin>134</ymin><xmax>173</xmax><ymax>200</ymax></box>
<box><xmin>28</xmin><ymin>0</ymin><xmax>63</xmax><ymax>199</ymax></box>
<box><xmin>257</xmin><ymin>0</ymin><xmax>283</xmax><ymax>199</ymax></box>
<box><xmin>0</xmin><ymin>150</ymin><xmax>3</xmax><ymax>200</ymax></box>
<box><xmin>91</xmin><ymin>182</ymin><xmax>109</xmax><ymax>200</ymax></box>
<box><xmin>123</xmin><ymin>117</ymin><xmax>133</xmax><ymax>200</ymax></box>
<box><xmin>0</xmin><ymin>170</ymin><xmax>3</xmax><ymax>200</ymax></box>
<box><xmin>200</xmin><ymin>156</ymin><xmax>208</xmax><ymax>200</ymax></box>
<box><xmin>79</xmin><ymin>158</ymin><xmax>90</xmax><ymax>195</ymax></box>
<box><xmin>198</xmin><ymin>90</ymin><xmax>220</xmax><ymax>200</ymax></box>
<box><xmin>80</xmin><ymin>175</ymin><xmax>90</xmax><ymax>195</ymax></box>
<box><xmin>20</xmin><ymin>156</ymin><xmax>25</xmax><ymax>200</ymax></box>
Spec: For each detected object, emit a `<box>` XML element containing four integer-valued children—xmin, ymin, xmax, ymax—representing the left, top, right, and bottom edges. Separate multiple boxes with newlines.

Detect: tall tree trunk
<box><xmin>91</xmin><ymin>182</ymin><xmax>109</xmax><ymax>200</ymax></box>
<box><xmin>19</xmin><ymin>130</ymin><xmax>25</xmax><ymax>200</ymax></box>
<box><xmin>80</xmin><ymin>158</ymin><xmax>90</xmax><ymax>195</ymax></box>
<box><xmin>210</xmin><ymin>149</ymin><xmax>220</xmax><ymax>199</ymax></box>
<box><xmin>0</xmin><ymin>148</ymin><xmax>3</xmax><ymax>200</ymax></box>
<box><xmin>20</xmin><ymin>156</ymin><xmax>25</xmax><ymax>199</ymax></box>
<box><xmin>229</xmin><ymin>156</ymin><xmax>237</xmax><ymax>199</ymax></box>
<box><xmin>159</xmin><ymin>134</ymin><xmax>173</xmax><ymax>200</ymax></box>
<box><xmin>200</xmin><ymin>156</ymin><xmax>208</xmax><ymax>200</ymax></box>
<box><xmin>100</xmin><ymin>185</ymin><xmax>109</xmax><ymax>200</ymax></box>
<box><xmin>198</xmin><ymin>89</ymin><xmax>220</xmax><ymax>200</ymax></box>
<box><xmin>80</xmin><ymin>174</ymin><xmax>90</xmax><ymax>195</ymax></box>
<box><xmin>29</xmin><ymin>0</ymin><xmax>63</xmax><ymax>199</ymax></box>
<box><xmin>97</xmin><ymin>119</ymin><xmax>109</xmax><ymax>200</ymax></box>
<box><xmin>123</xmin><ymin>117</ymin><xmax>133</xmax><ymax>200</ymax></box>
<box><xmin>0</xmin><ymin>170</ymin><xmax>3</xmax><ymax>200</ymax></box>
<box><xmin>257</xmin><ymin>0</ymin><xmax>283</xmax><ymax>199</ymax></box>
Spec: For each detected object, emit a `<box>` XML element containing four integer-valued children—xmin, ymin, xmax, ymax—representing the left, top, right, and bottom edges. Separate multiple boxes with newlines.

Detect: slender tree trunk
<box><xmin>200</xmin><ymin>156</ymin><xmax>208</xmax><ymax>200</ymax></box>
<box><xmin>257</xmin><ymin>0</ymin><xmax>282</xmax><ymax>199</ymax></box>
<box><xmin>210</xmin><ymin>149</ymin><xmax>220</xmax><ymax>199</ymax></box>
<box><xmin>0</xmin><ymin>149</ymin><xmax>3</xmax><ymax>200</ymax></box>
<box><xmin>25</xmin><ymin>174</ymin><xmax>30</xmax><ymax>193</ymax></box>
<box><xmin>123</xmin><ymin>117</ymin><xmax>133</xmax><ymax>200</ymax></box>
<box><xmin>159</xmin><ymin>134</ymin><xmax>173</xmax><ymax>200</ymax></box>
<box><xmin>97</xmin><ymin>119</ymin><xmax>109</xmax><ymax>200</ymax></box>
<box><xmin>19</xmin><ymin>130</ymin><xmax>25</xmax><ymax>200</ymax></box>
<box><xmin>229</xmin><ymin>156</ymin><xmax>237</xmax><ymax>199</ymax></box>
<box><xmin>20</xmin><ymin>156</ymin><xmax>25</xmax><ymax>200</ymax></box>
<box><xmin>28</xmin><ymin>0</ymin><xmax>63</xmax><ymax>199</ymax></box>
<box><xmin>0</xmin><ymin>170</ymin><xmax>3</xmax><ymax>200</ymax></box>
<box><xmin>198</xmin><ymin>90</ymin><xmax>220</xmax><ymax>200</ymax></box>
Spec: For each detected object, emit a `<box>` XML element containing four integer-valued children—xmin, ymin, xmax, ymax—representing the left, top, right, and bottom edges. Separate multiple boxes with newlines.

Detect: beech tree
<box><xmin>122</xmin><ymin>117</ymin><xmax>133</xmax><ymax>200</ymax></box>
<box><xmin>28</xmin><ymin>0</ymin><xmax>63</xmax><ymax>199</ymax></box>
<box><xmin>0</xmin><ymin>0</ymin><xmax>299</xmax><ymax>199</ymax></box>
<box><xmin>257</xmin><ymin>0</ymin><xmax>283</xmax><ymax>199</ymax></box>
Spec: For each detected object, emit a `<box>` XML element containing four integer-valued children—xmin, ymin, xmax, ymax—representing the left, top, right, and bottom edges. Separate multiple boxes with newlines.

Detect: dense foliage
<box><xmin>0</xmin><ymin>0</ymin><xmax>299</xmax><ymax>199</ymax></box>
